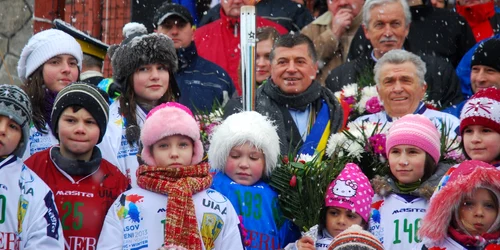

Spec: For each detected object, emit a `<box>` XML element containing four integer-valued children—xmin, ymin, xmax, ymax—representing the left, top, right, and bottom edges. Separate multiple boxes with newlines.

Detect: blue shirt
<box><xmin>211</xmin><ymin>172</ymin><xmax>300</xmax><ymax>250</ymax></box>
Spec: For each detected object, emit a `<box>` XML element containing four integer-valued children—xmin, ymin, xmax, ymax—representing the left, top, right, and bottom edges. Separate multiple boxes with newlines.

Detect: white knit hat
<box><xmin>17</xmin><ymin>29</ymin><xmax>83</xmax><ymax>81</ymax></box>
<box><xmin>208</xmin><ymin>111</ymin><xmax>280</xmax><ymax>177</ymax></box>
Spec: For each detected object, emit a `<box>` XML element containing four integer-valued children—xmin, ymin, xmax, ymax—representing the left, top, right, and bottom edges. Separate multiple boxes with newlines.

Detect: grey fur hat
<box><xmin>110</xmin><ymin>33</ymin><xmax>179</xmax><ymax>95</ymax></box>
<box><xmin>208</xmin><ymin>111</ymin><xmax>280</xmax><ymax>178</ymax></box>
<box><xmin>0</xmin><ymin>85</ymin><xmax>32</xmax><ymax>158</ymax></box>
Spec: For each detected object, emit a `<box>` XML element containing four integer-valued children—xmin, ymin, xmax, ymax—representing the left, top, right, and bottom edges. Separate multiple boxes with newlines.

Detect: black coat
<box><xmin>199</xmin><ymin>0</ymin><xmax>313</xmax><ymax>32</ymax></box>
<box><xmin>224</xmin><ymin>81</ymin><xmax>344</xmax><ymax>156</ymax></box>
<box><xmin>347</xmin><ymin>2</ymin><xmax>475</xmax><ymax>68</ymax></box>
<box><xmin>325</xmin><ymin>52</ymin><xmax>463</xmax><ymax>109</ymax></box>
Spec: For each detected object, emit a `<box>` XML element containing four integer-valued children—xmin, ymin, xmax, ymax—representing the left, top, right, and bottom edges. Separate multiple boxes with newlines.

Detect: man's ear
<box><xmin>362</xmin><ymin>24</ymin><xmax>370</xmax><ymax>41</ymax></box>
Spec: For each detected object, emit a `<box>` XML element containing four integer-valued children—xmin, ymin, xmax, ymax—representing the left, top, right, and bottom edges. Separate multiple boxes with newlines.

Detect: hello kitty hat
<box><xmin>325</xmin><ymin>163</ymin><xmax>374</xmax><ymax>222</ymax></box>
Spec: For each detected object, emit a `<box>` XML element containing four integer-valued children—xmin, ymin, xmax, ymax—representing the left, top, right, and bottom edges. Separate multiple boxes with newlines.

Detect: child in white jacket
<box><xmin>416</xmin><ymin>160</ymin><xmax>500</xmax><ymax>249</ymax></box>
<box><xmin>97</xmin><ymin>102</ymin><xmax>243</xmax><ymax>250</ymax></box>
<box><xmin>0</xmin><ymin>84</ymin><xmax>64</xmax><ymax>249</ymax></box>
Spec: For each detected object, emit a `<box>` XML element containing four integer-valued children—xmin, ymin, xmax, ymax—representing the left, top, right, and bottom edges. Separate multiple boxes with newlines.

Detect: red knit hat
<box><xmin>460</xmin><ymin>87</ymin><xmax>500</xmax><ymax>135</ymax></box>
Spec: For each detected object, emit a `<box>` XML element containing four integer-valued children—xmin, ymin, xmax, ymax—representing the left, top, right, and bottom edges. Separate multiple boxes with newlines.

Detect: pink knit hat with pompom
<box><xmin>140</xmin><ymin>102</ymin><xmax>203</xmax><ymax>166</ymax></box>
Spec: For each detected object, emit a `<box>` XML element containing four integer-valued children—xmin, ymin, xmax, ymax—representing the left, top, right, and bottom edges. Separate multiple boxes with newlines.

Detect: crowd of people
<box><xmin>1</xmin><ymin>0</ymin><xmax>500</xmax><ymax>249</ymax></box>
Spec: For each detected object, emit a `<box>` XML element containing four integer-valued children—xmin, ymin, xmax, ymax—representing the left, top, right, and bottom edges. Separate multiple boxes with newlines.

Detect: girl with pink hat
<box><xmin>369</xmin><ymin>114</ymin><xmax>451</xmax><ymax>250</ymax></box>
<box><xmin>97</xmin><ymin>102</ymin><xmax>244</xmax><ymax>249</ymax></box>
<box><xmin>291</xmin><ymin>163</ymin><xmax>374</xmax><ymax>250</ymax></box>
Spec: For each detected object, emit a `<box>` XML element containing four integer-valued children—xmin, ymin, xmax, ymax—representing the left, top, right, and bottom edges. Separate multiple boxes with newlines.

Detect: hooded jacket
<box><xmin>417</xmin><ymin>161</ymin><xmax>500</xmax><ymax>249</ymax></box>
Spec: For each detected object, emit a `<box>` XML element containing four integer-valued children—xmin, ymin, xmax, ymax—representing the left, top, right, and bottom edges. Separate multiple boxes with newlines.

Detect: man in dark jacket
<box><xmin>326</xmin><ymin>0</ymin><xmax>463</xmax><ymax>109</ymax></box>
<box><xmin>155</xmin><ymin>3</ymin><xmax>235</xmax><ymax>113</ymax></box>
<box><xmin>199</xmin><ymin>0</ymin><xmax>313</xmax><ymax>32</ymax></box>
<box><xmin>347</xmin><ymin>0</ymin><xmax>475</xmax><ymax>69</ymax></box>
<box><xmin>224</xmin><ymin>34</ymin><xmax>346</xmax><ymax>156</ymax></box>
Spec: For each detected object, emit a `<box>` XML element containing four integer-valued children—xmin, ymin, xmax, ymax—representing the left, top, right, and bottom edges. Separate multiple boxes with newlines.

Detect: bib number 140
<box><xmin>393</xmin><ymin>218</ymin><xmax>421</xmax><ymax>244</ymax></box>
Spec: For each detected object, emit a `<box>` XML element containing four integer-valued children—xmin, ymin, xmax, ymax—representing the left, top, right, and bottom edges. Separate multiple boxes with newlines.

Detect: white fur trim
<box><xmin>208</xmin><ymin>111</ymin><xmax>280</xmax><ymax>177</ymax></box>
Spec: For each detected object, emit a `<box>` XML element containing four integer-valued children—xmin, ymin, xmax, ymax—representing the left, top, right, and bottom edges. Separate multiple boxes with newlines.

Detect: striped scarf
<box><xmin>136</xmin><ymin>163</ymin><xmax>212</xmax><ymax>249</ymax></box>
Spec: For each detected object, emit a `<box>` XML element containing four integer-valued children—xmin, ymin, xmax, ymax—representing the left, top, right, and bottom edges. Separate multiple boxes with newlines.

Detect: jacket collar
<box><xmin>177</xmin><ymin>41</ymin><xmax>198</xmax><ymax>69</ymax></box>
<box><xmin>220</xmin><ymin>7</ymin><xmax>239</xmax><ymax>32</ymax></box>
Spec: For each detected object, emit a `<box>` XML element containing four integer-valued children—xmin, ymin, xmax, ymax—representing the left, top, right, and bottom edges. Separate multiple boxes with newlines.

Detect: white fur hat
<box><xmin>17</xmin><ymin>29</ymin><xmax>82</xmax><ymax>82</ymax></box>
<box><xmin>208</xmin><ymin>111</ymin><xmax>280</xmax><ymax>177</ymax></box>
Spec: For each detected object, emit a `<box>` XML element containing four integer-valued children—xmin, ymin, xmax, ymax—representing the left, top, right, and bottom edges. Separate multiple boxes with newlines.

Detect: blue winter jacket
<box><xmin>175</xmin><ymin>41</ymin><xmax>235</xmax><ymax>112</ymax></box>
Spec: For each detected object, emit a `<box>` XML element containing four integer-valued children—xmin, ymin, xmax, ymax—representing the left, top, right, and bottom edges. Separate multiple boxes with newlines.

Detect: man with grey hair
<box><xmin>325</xmin><ymin>0</ymin><xmax>463</xmax><ymax>109</ymax></box>
<box><xmin>355</xmin><ymin>49</ymin><xmax>460</xmax><ymax>136</ymax></box>
<box><xmin>347</xmin><ymin>0</ymin><xmax>475</xmax><ymax>69</ymax></box>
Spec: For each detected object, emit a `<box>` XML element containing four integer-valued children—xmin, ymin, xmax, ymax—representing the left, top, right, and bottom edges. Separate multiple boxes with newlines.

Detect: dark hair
<box><xmin>23</xmin><ymin>65</ymin><xmax>81</xmax><ymax>134</ymax></box>
<box><xmin>256</xmin><ymin>27</ymin><xmax>280</xmax><ymax>44</ymax></box>
<box><xmin>119</xmin><ymin>69</ymin><xmax>177</xmax><ymax>146</ymax></box>
<box><xmin>388</xmin><ymin>152</ymin><xmax>437</xmax><ymax>183</ymax></box>
<box><xmin>318</xmin><ymin>206</ymin><xmax>368</xmax><ymax>236</ymax></box>
<box><xmin>269</xmin><ymin>33</ymin><xmax>317</xmax><ymax>63</ymax></box>
<box><xmin>82</xmin><ymin>54</ymin><xmax>103</xmax><ymax>70</ymax></box>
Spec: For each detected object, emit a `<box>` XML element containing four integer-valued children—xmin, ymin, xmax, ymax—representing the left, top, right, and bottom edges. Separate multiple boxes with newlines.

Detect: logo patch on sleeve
<box><xmin>44</xmin><ymin>191</ymin><xmax>60</xmax><ymax>239</ymax></box>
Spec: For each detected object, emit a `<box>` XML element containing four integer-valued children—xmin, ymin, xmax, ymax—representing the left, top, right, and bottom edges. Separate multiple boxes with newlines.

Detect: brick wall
<box><xmin>33</xmin><ymin>0</ymin><xmax>131</xmax><ymax>77</ymax></box>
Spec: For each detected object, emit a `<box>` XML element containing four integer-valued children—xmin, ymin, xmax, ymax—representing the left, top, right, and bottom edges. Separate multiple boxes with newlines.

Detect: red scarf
<box><xmin>456</xmin><ymin>1</ymin><xmax>495</xmax><ymax>42</ymax></box>
<box><xmin>136</xmin><ymin>163</ymin><xmax>213</xmax><ymax>250</ymax></box>
<box><xmin>448</xmin><ymin>226</ymin><xmax>500</xmax><ymax>247</ymax></box>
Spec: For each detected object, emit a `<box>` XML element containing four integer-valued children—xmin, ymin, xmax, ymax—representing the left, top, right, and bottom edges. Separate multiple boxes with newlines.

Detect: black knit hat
<box><xmin>51</xmin><ymin>83</ymin><xmax>109</xmax><ymax>143</ymax></box>
<box><xmin>0</xmin><ymin>84</ymin><xmax>32</xmax><ymax>158</ymax></box>
<box><xmin>110</xmin><ymin>33</ymin><xmax>179</xmax><ymax>97</ymax></box>
<box><xmin>471</xmin><ymin>38</ymin><xmax>500</xmax><ymax>72</ymax></box>
<box><xmin>154</xmin><ymin>3</ymin><xmax>194</xmax><ymax>27</ymax></box>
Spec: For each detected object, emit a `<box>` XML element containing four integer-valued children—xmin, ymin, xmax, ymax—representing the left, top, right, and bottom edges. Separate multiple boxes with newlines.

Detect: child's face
<box><xmin>133</xmin><ymin>63</ymin><xmax>170</xmax><ymax>103</ymax></box>
<box><xmin>42</xmin><ymin>54</ymin><xmax>79</xmax><ymax>92</ymax></box>
<box><xmin>458</xmin><ymin>188</ymin><xmax>499</xmax><ymax>236</ymax></box>
<box><xmin>225</xmin><ymin>143</ymin><xmax>265</xmax><ymax>186</ymax></box>
<box><xmin>58</xmin><ymin>107</ymin><xmax>100</xmax><ymax>161</ymax></box>
<box><xmin>152</xmin><ymin>134</ymin><xmax>193</xmax><ymax>168</ymax></box>
<box><xmin>388</xmin><ymin>145</ymin><xmax>426</xmax><ymax>184</ymax></box>
<box><xmin>325</xmin><ymin>207</ymin><xmax>364</xmax><ymax>237</ymax></box>
<box><xmin>0</xmin><ymin>116</ymin><xmax>22</xmax><ymax>157</ymax></box>
<box><xmin>463</xmin><ymin>125</ymin><xmax>500</xmax><ymax>163</ymax></box>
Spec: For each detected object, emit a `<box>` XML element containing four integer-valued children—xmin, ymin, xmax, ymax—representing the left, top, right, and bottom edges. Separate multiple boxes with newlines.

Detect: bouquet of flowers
<box><xmin>269</xmin><ymin>153</ymin><xmax>344</xmax><ymax>232</ymax></box>
<box><xmin>439</xmin><ymin>121</ymin><xmax>465</xmax><ymax>164</ymax></box>
<box><xmin>326</xmin><ymin>120</ymin><xmax>392</xmax><ymax>179</ymax></box>
<box><xmin>194</xmin><ymin>107</ymin><xmax>224</xmax><ymax>154</ymax></box>
<box><xmin>335</xmin><ymin>84</ymin><xmax>383</xmax><ymax>121</ymax></box>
